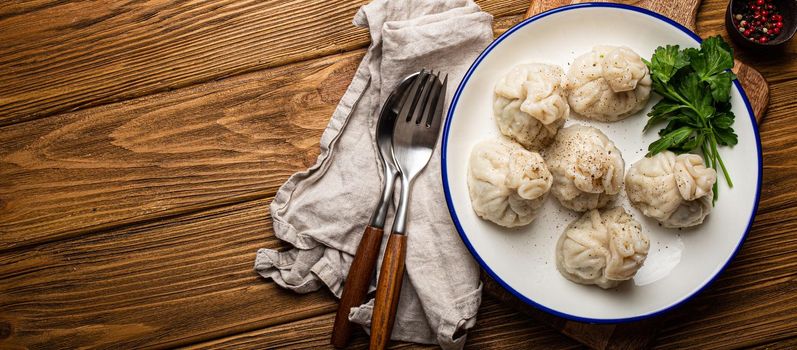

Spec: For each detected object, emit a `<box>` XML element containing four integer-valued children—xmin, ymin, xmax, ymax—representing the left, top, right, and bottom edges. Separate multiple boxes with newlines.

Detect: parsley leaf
<box><xmin>644</xmin><ymin>36</ymin><xmax>738</xmax><ymax>202</ymax></box>
<box><xmin>644</xmin><ymin>100</ymin><xmax>683</xmax><ymax>131</ymax></box>
<box><xmin>678</xmin><ymin>133</ymin><xmax>705</xmax><ymax>153</ymax></box>
<box><xmin>714</xmin><ymin>127</ymin><xmax>738</xmax><ymax>146</ymax></box>
<box><xmin>705</xmin><ymin>71</ymin><xmax>736</xmax><ymax>102</ymax></box>
<box><xmin>677</xmin><ymin>73</ymin><xmax>715</xmax><ymax>117</ymax></box>
<box><xmin>711</xmin><ymin>111</ymin><xmax>735</xmax><ymax>129</ymax></box>
<box><xmin>644</xmin><ymin>45</ymin><xmax>690</xmax><ymax>83</ymax></box>
<box><xmin>647</xmin><ymin>126</ymin><xmax>693</xmax><ymax>156</ymax></box>
<box><xmin>687</xmin><ymin>36</ymin><xmax>736</xmax><ymax>102</ymax></box>
<box><xmin>692</xmin><ymin>36</ymin><xmax>735</xmax><ymax>77</ymax></box>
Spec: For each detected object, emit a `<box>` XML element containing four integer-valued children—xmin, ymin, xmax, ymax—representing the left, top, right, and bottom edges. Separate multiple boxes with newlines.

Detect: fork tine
<box><xmin>428</xmin><ymin>74</ymin><xmax>447</xmax><ymax>131</ymax></box>
<box><xmin>421</xmin><ymin>73</ymin><xmax>443</xmax><ymax>127</ymax></box>
<box><xmin>397</xmin><ymin>69</ymin><xmax>427</xmax><ymax>123</ymax></box>
<box><xmin>395</xmin><ymin>72</ymin><xmax>419</xmax><ymax>114</ymax></box>
<box><xmin>400</xmin><ymin>70</ymin><xmax>430</xmax><ymax>123</ymax></box>
<box><xmin>412</xmin><ymin>71</ymin><xmax>437</xmax><ymax>124</ymax></box>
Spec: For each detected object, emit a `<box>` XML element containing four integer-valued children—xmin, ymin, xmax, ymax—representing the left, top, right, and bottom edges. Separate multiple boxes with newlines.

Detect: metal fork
<box><xmin>369</xmin><ymin>70</ymin><xmax>447</xmax><ymax>350</ymax></box>
<box><xmin>330</xmin><ymin>72</ymin><xmax>418</xmax><ymax>348</ymax></box>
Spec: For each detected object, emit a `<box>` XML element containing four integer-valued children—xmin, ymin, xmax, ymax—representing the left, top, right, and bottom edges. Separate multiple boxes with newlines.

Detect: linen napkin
<box><xmin>254</xmin><ymin>1</ymin><xmax>493</xmax><ymax>348</ymax></box>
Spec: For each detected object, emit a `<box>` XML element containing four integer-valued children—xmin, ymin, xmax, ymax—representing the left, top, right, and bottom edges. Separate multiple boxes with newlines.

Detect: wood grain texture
<box><xmin>0</xmin><ymin>49</ymin><xmax>362</xmax><ymax>252</ymax></box>
<box><xmin>332</xmin><ymin>225</ymin><xmax>384</xmax><ymax>348</ymax></box>
<box><xmin>1</xmin><ymin>193</ymin><xmax>795</xmax><ymax>349</ymax></box>
<box><xmin>0</xmin><ymin>0</ymin><xmax>796</xmax><ymax>349</ymax></box>
<box><xmin>733</xmin><ymin>61</ymin><xmax>770</xmax><ymax>120</ymax></box>
<box><xmin>526</xmin><ymin>0</ymin><xmax>700</xmax><ymax>28</ymax></box>
<box><xmin>0</xmin><ymin>0</ymin><xmax>529</xmax><ymax>126</ymax></box>
<box><xmin>370</xmin><ymin>234</ymin><xmax>407</xmax><ymax>350</ymax></box>
<box><xmin>655</xmin><ymin>190</ymin><xmax>797</xmax><ymax>348</ymax></box>
<box><xmin>0</xmin><ymin>12</ymin><xmax>526</xmax><ymax>253</ymax></box>
<box><xmin>484</xmin><ymin>273</ymin><xmax>658</xmax><ymax>350</ymax></box>
<box><xmin>747</xmin><ymin>336</ymin><xmax>797</xmax><ymax>350</ymax></box>
<box><xmin>0</xmin><ymin>199</ymin><xmax>339</xmax><ymax>349</ymax></box>
<box><xmin>184</xmin><ymin>296</ymin><xmax>581</xmax><ymax>349</ymax></box>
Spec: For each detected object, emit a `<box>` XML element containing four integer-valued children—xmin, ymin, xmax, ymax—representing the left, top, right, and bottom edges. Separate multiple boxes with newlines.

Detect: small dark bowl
<box><xmin>726</xmin><ymin>0</ymin><xmax>797</xmax><ymax>50</ymax></box>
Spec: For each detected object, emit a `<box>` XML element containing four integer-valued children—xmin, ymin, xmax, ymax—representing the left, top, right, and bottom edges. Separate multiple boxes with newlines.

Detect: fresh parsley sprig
<box><xmin>642</xmin><ymin>36</ymin><xmax>738</xmax><ymax>202</ymax></box>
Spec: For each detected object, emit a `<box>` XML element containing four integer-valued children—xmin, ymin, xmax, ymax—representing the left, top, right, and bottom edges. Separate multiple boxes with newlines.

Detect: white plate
<box><xmin>441</xmin><ymin>3</ymin><xmax>762</xmax><ymax>322</ymax></box>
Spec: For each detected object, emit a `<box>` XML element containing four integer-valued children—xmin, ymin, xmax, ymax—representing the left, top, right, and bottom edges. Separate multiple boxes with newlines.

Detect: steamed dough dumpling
<box><xmin>494</xmin><ymin>63</ymin><xmax>568</xmax><ymax>150</ymax></box>
<box><xmin>566</xmin><ymin>46</ymin><xmax>652</xmax><ymax>121</ymax></box>
<box><xmin>467</xmin><ymin>137</ymin><xmax>553</xmax><ymax>227</ymax></box>
<box><xmin>544</xmin><ymin>125</ymin><xmax>624</xmax><ymax>211</ymax></box>
<box><xmin>556</xmin><ymin>207</ymin><xmax>650</xmax><ymax>289</ymax></box>
<box><xmin>625</xmin><ymin>151</ymin><xmax>717</xmax><ymax>228</ymax></box>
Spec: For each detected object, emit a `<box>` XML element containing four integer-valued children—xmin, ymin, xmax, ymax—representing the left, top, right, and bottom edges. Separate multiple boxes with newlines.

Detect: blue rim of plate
<box><xmin>441</xmin><ymin>2</ymin><xmax>763</xmax><ymax>323</ymax></box>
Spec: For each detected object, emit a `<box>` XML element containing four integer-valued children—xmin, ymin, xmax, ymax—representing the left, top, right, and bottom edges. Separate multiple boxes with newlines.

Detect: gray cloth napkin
<box><xmin>254</xmin><ymin>1</ymin><xmax>493</xmax><ymax>348</ymax></box>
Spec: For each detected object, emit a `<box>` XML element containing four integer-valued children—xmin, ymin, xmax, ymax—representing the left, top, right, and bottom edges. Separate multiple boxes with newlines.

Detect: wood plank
<box><xmin>182</xmin><ymin>296</ymin><xmax>580</xmax><ymax>349</ymax></box>
<box><xmin>0</xmin><ymin>49</ymin><xmax>362</xmax><ymax>251</ymax></box>
<box><xmin>3</xmin><ymin>0</ymin><xmax>790</xmax><ymax>253</ymax></box>
<box><xmin>0</xmin><ymin>12</ymin><xmax>528</xmax><ymax>252</ymax></box>
<box><xmin>652</xmin><ymin>281</ymin><xmax>797</xmax><ymax>349</ymax></box>
<box><xmin>747</xmin><ymin>336</ymin><xmax>797</xmax><ymax>350</ymax></box>
<box><xmin>650</xmin><ymin>214</ymin><xmax>797</xmax><ymax>349</ymax></box>
<box><xmin>0</xmin><ymin>209</ymin><xmax>792</xmax><ymax>350</ymax></box>
<box><xmin>460</xmin><ymin>296</ymin><xmax>580</xmax><ymax>349</ymax></box>
<box><xmin>3</xmin><ymin>2</ymin><xmax>792</xmax><ymax>255</ymax></box>
<box><xmin>0</xmin><ymin>199</ymin><xmax>338</xmax><ymax>349</ymax></box>
<box><xmin>484</xmin><ymin>271</ymin><xmax>658</xmax><ymax>350</ymax></box>
<box><xmin>2</xmin><ymin>70</ymin><xmax>790</xmax><ymax>253</ymax></box>
<box><xmin>3</xmin><ymin>195</ymin><xmax>790</xmax><ymax>349</ymax></box>
<box><xmin>2</xmin><ymin>23</ymin><xmax>794</xmax><ymax>256</ymax></box>
<box><xmin>0</xmin><ymin>0</ymin><xmax>528</xmax><ymax>126</ymax></box>
<box><xmin>1</xmin><ymin>2</ymin><xmax>796</xmax><ymax>348</ymax></box>
<box><xmin>1</xmin><ymin>33</ymin><xmax>795</xmax><ymax>350</ymax></box>
<box><xmin>163</xmin><ymin>226</ymin><xmax>797</xmax><ymax>350</ymax></box>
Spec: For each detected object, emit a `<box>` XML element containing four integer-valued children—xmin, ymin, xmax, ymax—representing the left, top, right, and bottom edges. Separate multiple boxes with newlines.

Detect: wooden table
<box><xmin>1</xmin><ymin>1</ymin><xmax>795</xmax><ymax>349</ymax></box>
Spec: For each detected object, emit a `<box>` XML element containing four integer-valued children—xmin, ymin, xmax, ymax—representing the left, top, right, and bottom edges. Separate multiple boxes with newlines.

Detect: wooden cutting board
<box><xmin>482</xmin><ymin>1</ymin><xmax>770</xmax><ymax>349</ymax></box>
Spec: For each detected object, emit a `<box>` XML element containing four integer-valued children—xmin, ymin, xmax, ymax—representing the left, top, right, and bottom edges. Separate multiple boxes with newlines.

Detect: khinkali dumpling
<box><xmin>494</xmin><ymin>63</ymin><xmax>568</xmax><ymax>150</ymax></box>
<box><xmin>556</xmin><ymin>207</ymin><xmax>650</xmax><ymax>289</ymax></box>
<box><xmin>544</xmin><ymin>125</ymin><xmax>624</xmax><ymax>211</ymax></box>
<box><xmin>566</xmin><ymin>46</ymin><xmax>652</xmax><ymax>121</ymax></box>
<box><xmin>625</xmin><ymin>151</ymin><xmax>717</xmax><ymax>228</ymax></box>
<box><xmin>468</xmin><ymin>137</ymin><xmax>553</xmax><ymax>227</ymax></box>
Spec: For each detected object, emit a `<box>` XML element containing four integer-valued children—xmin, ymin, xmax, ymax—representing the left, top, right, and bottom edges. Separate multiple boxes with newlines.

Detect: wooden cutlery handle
<box><xmin>369</xmin><ymin>233</ymin><xmax>407</xmax><ymax>350</ymax></box>
<box><xmin>331</xmin><ymin>225</ymin><xmax>384</xmax><ymax>348</ymax></box>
